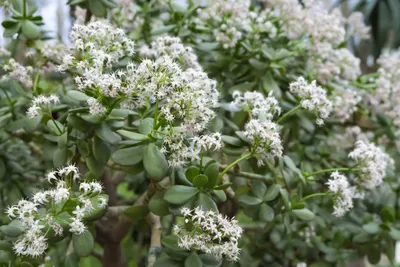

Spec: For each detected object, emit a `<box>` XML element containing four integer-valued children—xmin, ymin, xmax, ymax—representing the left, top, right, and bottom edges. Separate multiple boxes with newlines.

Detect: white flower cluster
<box><xmin>5</xmin><ymin>165</ymin><xmax>106</xmax><ymax>257</ymax></box>
<box><xmin>349</xmin><ymin>140</ymin><xmax>394</xmax><ymax>190</ymax></box>
<box><xmin>264</xmin><ymin>0</ymin><xmax>364</xmax><ymax>83</ymax></box>
<box><xmin>58</xmin><ymin>21</ymin><xmax>135</xmax><ymax>72</ymax></box>
<box><xmin>197</xmin><ymin>0</ymin><xmax>251</xmax><ymax>49</ymax></box>
<box><xmin>333</xmin><ymin>86</ymin><xmax>362</xmax><ymax>122</ymax></box>
<box><xmin>139</xmin><ymin>36</ymin><xmax>202</xmax><ymax>70</ymax></box>
<box><xmin>111</xmin><ymin>0</ymin><xmax>144</xmax><ymax>31</ymax></box>
<box><xmin>198</xmin><ymin>0</ymin><xmax>279</xmax><ymax>48</ymax></box>
<box><xmin>326</xmin><ymin>171</ymin><xmax>360</xmax><ymax>217</ymax></box>
<box><xmin>368</xmin><ymin>52</ymin><xmax>400</xmax><ymax>148</ymax></box>
<box><xmin>174</xmin><ymin>207</ymin><xmax>243</xmax><ymax>262</ymax></box>
<box><xmin>347</xmin><ymin>12</ymin><xmax>370</xmax><ymax>40</ymax></box>
<box><xmin>244</xmin><ymin>119</ymin><xmax>283</xmax><ymax>166</ymax></box>
<box><xmin>289</xmin><ymin>77</ymin><xmax>333</xmax><ymax>125</ymax></box>
<box><xmin>311</xmin><ymin>47</ymin><xmax>361</xmax><ymax>84</ymax></box>
<box><xmin>230</xmin><ymin>90</ymin><xmax>282</xmax><ymax>166</ymax></box>
<box><xmin>183</xmin><ymin>133</ymin><xmax>223</xmax><ymax>162</ymax></box>
<box><xmin>2</xmin><ymin>58</ymin><xmax>33</xmax><ymax>89</ymax></box>
<box><xmin>231</xmin><ymin>91</ymin><xmax>281</xmax><ymax>120</ymax></box>
<box><xmin>87</xmin><ymin>97</ymin><xmax>107</xmax><ymax>115</ymax></box>
<box><xmin>26</xmin><ymin>94</ymin><xmax>60</xmax><ymax>118</ymax></box>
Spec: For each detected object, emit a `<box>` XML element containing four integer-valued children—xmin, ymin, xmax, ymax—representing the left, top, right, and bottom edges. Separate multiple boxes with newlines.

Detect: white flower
<box><xmin>4</xmin><ymin>58</ymin><xmax>33</xmax><ymax>89</ymax></box>
<box><xmin>46</xmin><ymin>170</ymin><xmax>58</xmax><ymax>183</ymax></box>
<box><xmin>90</xmin><ymin>182</ymin><xmax>102</xmax><ymax>193</ymax></box>
<box><xmin>98</xmin><ymin>196</ymin><xmax>108</xmax><ymax>208</ymax></box>
<box><xmin>52</xmin><ymin>223</ymin><xmax>63</xmax><ymax>236</ymax></box>
<box><xmin>70</xmin><ymin>218</ymin><xmax>86</xmax><ymax>234</ymax></box>
<box><xmin>139</xmin><ymin>36</ymin><xmax>202</xmax><ymax>70</ymax></box>
<box><xmin>174</xmin><ymin>206</ymin><xmax>243</xmax><ymax>262</ymax></box>
<box><xmin>349</xmin><ymin>140</ymin><xmax>394</xmax><ymax>190</ymax></box>
<box><xmin>333</xmin><ymin>86</ymin><xmax>362</xmax><ymax>122</ymax></box>
<box><xmin>231</xmin><ymin>91</ymin><xmax>281</xmax><ymax>120</ymax></box>
<box><xmin>244</xmin><ymin>119</ymin><xmax>283</xmax><ymax>165</ymax></box>
<box><xmin>326</xmin><ymin>171</ymin><xmax>360</xmax><ymax>217</ymax></box>
<box><xmin>26</xmin><ymin>95</ymin><xmax>60</xmax><ymax>118</ymax></box>
<box><xmin>32</xmin><ymin>192</ymin><xmax>49</xmax><ymax>204</ymax></box>
<box><xmin>347</xmin><ymin>12</ymin><xmax>370</xmax><ymax>40</ymax></box>
<box><xmin>50</xmin><ymin>187</ymin><xmax>70</xmax><ymax>204</ymax></box>
<box><xmin>289</xmin><ymin>77</ymin><xmax>332</xmax><ymax>125</ymax></box>
<box><xmin>72</xmin><ymin>206</ymin><xmax>86</xmax><ymax>219</ymax></box>
<box><xmin>79</xmin><ymin>182</ymin><xmax>92</xmax><ymax>193</ymax></box>
<box><xmin>87</xmin><ymin>98</ymin><xmax>107</xmax><ymax>115</ymax></box>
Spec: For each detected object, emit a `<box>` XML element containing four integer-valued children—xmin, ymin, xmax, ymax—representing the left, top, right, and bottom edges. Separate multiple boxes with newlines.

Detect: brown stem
<box><xmin>112</xmin><ymin>171</ymin><xmax>126</xmax><ymax>185</ymax></box>
<box><xmin>103</xmin><ymin>243</ymin><xmax>126</xmax><ymax>267</ymax></box>
<box><xmin>146</xmin><ymin>213</ymin><xmax>162</xmax><ymax>267</ymax></box>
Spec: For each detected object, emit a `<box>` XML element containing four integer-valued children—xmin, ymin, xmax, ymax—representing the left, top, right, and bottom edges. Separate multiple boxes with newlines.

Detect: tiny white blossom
<box><xmin>349</xmin><ymin>140</ymin><xmax>394</xmax><ymax>190</ymax></box>
<box><xmin>289</xmin><ymin>77</ymin><xmax>333</xmax><ymax>125</ymax></box>
<box><xmin>69</xmin><ymin>218</ymin><xmax>86</xmax><ymax>234</ymax></box>
<box><xmin>326</xmin><ymin>172</ymin><xmax>360</xmax><ymax>217</ymax></box>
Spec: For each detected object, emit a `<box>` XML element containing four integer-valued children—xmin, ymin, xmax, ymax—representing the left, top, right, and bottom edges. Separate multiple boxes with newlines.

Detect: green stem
<box><xmin>23</xmin><ymin>0</ymin><xmax>27</xmax><ymax>17</ymax></box>
<box><xmin>33</xmin><ymin>73</ymin><xmax>40</xmax><ymax>94</ymax></box>
<box><xmin>51</xmin><ymin>118</ymin><xmax>63</xmax><ymax>135</ymax></box>
<box><xmin>230</xmin><ymin>171</ymin><xmax>273</xmax><ymax>183</ymax></box>
<box><xmin>1</xmin><ymin>88</ymin><xmax>16</xmax><ymax>120</ymax></box>
<box><xmin>300</xmin><ymin>192</ymin><xmax>329</xmax><ymax>202</ymax></box>
<box><xmin>277</xmin><ymin>104</ymin><xmax>302</xmax><ymax>124</ymax></box>
<box><xmin>305</xmin><ymin>167</ymin><xmax>356</xmax><ymax>177</ymax></box>
<box><xmin>153</xmin><ymin>99</ymin><xmax>159</xmax><ymax>130</ymax></box>
<box><xmin>218</xmin><ymin>152</ymin><xmax>252</xmax><ymax>180</ymax></box>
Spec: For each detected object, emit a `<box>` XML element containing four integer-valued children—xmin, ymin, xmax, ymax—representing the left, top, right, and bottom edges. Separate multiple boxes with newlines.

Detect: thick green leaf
<box><xmin>363</xmin><ymin>222</ymin><xmax>380</xmax><ymax>234</ymax></box>
<box><xmin>213</xmin><ymin>190</ymin><xmax>227</xmax><ymax>202</ymax></box>
<box><xmin>72</xmin><ymin>231</ymin><xmax>94</xmax><ymax>257</ymax></box>
<box><xmin>164</xmin><ymin>185</ymin><xmax>199</xmax><ymax>205</ymax></box>
<box><xmin>292</xmin><ymin>208</ymin><xmax>315</xmax><ymax>221</ymax></box>
<box><xmin>192</xmin><ymin>174</ymin><xmax>208</xmax><ymax>188</ymax></box>
<box><xmin>21</xmin><ymin>20</ymin><xmax>40</xmax><ymax>39</ymax></box>
<box><xmin>124</xmin><ymin>204</ymin><xmax>149</xmax><ymax>219</ymax></box>
<box><xmin>280</xmin><ymin>188</ymin><xmax>290</xmax><ymax>209</ymax></box>
<box><xmin>111</xmin><ymin>145</ymin><xmax>144</xmax><ymax>166</ymax></box>
<box><xmin>88</xmin><ymin>0</ymin><xmax>106</xmax><ymax>17</ymax></box>
<box><xmin>143</xmin><ymin>143</ymin><xmax>169</xmax><ymax>181</ymax></box>
<box><xmin>96</xmin><ymin>123</ymin><xmax>121</xmax><ymax>144</ymax></box>
<box><xmin>154</xmin><ymin>256</ymin><xmax>182</xmax><ymax>267</ymax></box>
<box><xmin>259</xmin><ymin>203</ymin><xmax>274</xmax><ymax>222</ymax></box>
<box><xmin>185</xmin><ymin>166</ymin><xmax>200</xmax><ymax>182</ymax></box>
<box><xmin>58</xmin><ymin>132</ymin><xmax>68</xmax><ymax>148</ymax></box>
<box><xmin>0</xmin><ymin>221</ymin><xmax>23</xmax><ymax>237</ymax></box>
<box><xmin>204</xmin><ymin>163</ymin><xmax>219</xmax><ymax>189</ymax></box>
<box><xmin>195</xmin><ymin>193</ymin><xmax>218</xmax><ymax>212</ymax></box>
<box><xmin>389</xmin><ymin>227</ymin><xmax>400</xmax><ymax>240</ymax></box>
<box><xmin>47</xmin><ymin>120</ymin><xmax>64</xmax><ymax>135</ymax></box>
<box><xmin>117</xmin><ymin>130</ymin><xmax>149</xmax><ymax>141</ymax></box>
<box><xmin>53</xmin><ymin>147</ymin><xmax>68</xmax><ymax>168</ymax></box>
<box><xmin>67</xmin><ymin>90</ymin><xmax>90</xmax><ymax>101</ymax></box>
<box><xmin>185</xmin><ymin>252</ymin><xmax>202</xmax><ymax>267</ymax></box>
<box><xmin>264</xmin><ymin>184</ymin><xmax>281</xmax><ymax>202</ymax></box>
<box><xmin>86</xmin><ymin>155</ymin><xmax>104</xmax><ymax>178</ymax></box>
<box><xmin>238</xmin><ymin>195</ymin><xmax>262</xmax><ymax>206</ymax></box>
<box><xmin>138</xmin><ymin>118</ymin><xmax>154</xmax><ymax>134</ymax></box>
<box><xmin>251</xmin><ymin>181</ymin><xmax>267</xmax><ymax>199</ymax></box>
<box><xmin>93</xmin><ymin>136</ymin><xmax>110</xmax><ymax>164</ymax></box>
<box><xmin>149</xmin><ymin>192</ymin><xmax>170</xmax><ymax>216</ymax></box>
<box><xmin>221</xmin><ymin>135</ymin><xmax>242</xmax><ymax>146</ymax></box>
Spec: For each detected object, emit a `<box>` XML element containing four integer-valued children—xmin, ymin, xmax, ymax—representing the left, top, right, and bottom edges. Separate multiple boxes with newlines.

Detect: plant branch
<box><xmin>146</xmin><ymin>213</ymin><xmax>162</xmax><ymax>267</ymax></box>
<box><xmin>277</xmin><ymin>104</ymin><xmax>302</xmax><ymax>124</ymax></box>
